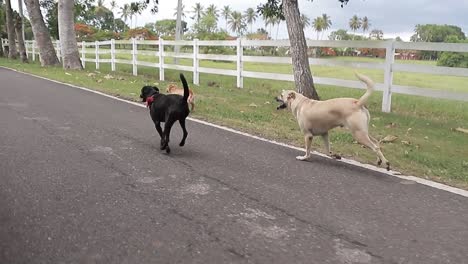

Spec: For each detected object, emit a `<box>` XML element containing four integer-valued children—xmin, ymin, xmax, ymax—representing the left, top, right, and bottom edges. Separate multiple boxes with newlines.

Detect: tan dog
<box><xmin>166</xmin><ymin>83</ymin><xmax>195</xmax><ymax>111</ymax></box>
<box><xmin>275</xmin><ymin>73</ymin><xmax>390</xmax><ymax>171</ymax></box>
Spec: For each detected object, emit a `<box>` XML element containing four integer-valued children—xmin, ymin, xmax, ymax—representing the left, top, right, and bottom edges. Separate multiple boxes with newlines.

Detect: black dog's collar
<box><xmin>146</xmin><ymin>95</ymin><xmax>156</xmax><ymax>108</ymax></box>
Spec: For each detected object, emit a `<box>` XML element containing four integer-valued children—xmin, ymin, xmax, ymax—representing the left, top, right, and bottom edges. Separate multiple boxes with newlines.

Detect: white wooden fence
<box><xmin>3</xmin><ymin>38</ymin><xmax>468</xmax><ymax>112</ymax></box>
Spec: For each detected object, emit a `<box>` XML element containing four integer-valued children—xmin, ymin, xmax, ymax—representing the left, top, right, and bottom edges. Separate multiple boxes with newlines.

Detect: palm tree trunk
<box><xmin>276</xmin><ymin>23</ymin><xmax>280</xmax><ymax>40</ymax></box>
<box><xmin>24</xmin><ymin>0</ymin><xmax>60</xmax><ymax>66</ymax></box>
<box><xmin>14</xmin><ymin>16</ymin><xmax>28</xmax><ymax>62</ymax></box>
<box><xmin>5</xmin><ymin>0</ymin><xmax>18</xmax><ymax>59</ymax></box>
<box><xmin>58</xmin><ymin>0</ymin><xmax>82</xmax><ymax>69</ymax></box>
<box><xmin>282</xmin><ymin>0</ymin><xmax>319</xmax><ymax>100</ymax></box>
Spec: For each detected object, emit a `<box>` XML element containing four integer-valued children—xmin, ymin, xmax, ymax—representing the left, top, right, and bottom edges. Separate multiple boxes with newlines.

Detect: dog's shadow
<box><xmin>301</xmin><ymin>155</ymin><xmax>395</xmax><ymax>182</ymax></box>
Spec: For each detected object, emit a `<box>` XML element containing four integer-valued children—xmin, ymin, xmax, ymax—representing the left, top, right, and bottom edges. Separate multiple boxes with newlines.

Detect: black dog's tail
<box><xmin>180</xmin><ymin>73</ymin><xmax>189</xmax><ymax>102</ymax></box>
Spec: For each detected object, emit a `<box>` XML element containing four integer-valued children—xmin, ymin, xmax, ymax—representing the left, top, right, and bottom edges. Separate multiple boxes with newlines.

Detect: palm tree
<box><xmin>300</xmin><ymin>14</ymin><xmax>310</xmax><ymax>29</ymax></box>
<box><xmin>320</xmin><ymin>13</ymin><xmax>331</xmax><ymax>39</ymax></box>
<box><xmin>361</xmin><ymin>16</ymin><xmax>370</xmax><ymax>38</ymax></box>
<box><xmin>191</xmin><ymin>3</ymin><xmax>204</xmax><ymax>25</ymax></box>
<box><xmin>173</xmin><ymin>3</ymin><xmax>185</xmax><ymax>19</ymax></box>
<box><xmin>244</xmin><ymin>7</ymin><xmax>257</xmax><ymax>33</ymax></box>
<box><xmin>110</xmin><ymin>0</ymin><xmax>117</xmax><ymax>32</ymax></box>
<box><xmin>130</xmin><ymin>2</ymin><xmax>144</xmax><ymax>28</ymax></box>
<box><xmin>94</xmin><ymin>0</ymin><xmax>107</xmax><ymax>17</ymax></box>
<box><xmin>120</xmin><ymin>4</ymin><xmax>130</xmax><ymax>29</ymax></box>
<box><xmin>263</xmin><ymin>14</ymin><xmax>276</xmax><ymax>38</ymax></box>
<box><xmin>24</xmin><ymin>0</ymin><xmax>60</xmax><ymax>66</ymax></box>
<box><xmin>275</xmin><ymin>17</ymin><xmax>281</xmax><ymax>40</ymax></box>
<box><xmin>58</xmin><ymin>0</ymin><xmax>82</xmax><ymax>69</ymax></box>
<box><xmin>222</xmin><ymin>5</ymin><xmax>231</xmax><ymax>32</ymax></box>
<box><xmin>5</xmin><ymin>0</ymin><xmax>18</xmax><ymax>59</ymax></box>
<box><xmin>14</xmin><ymin>13</ymin><xmax>27</xmax><ymax>62</ymax></box>
<box><xmin>228</xmin><ymin>11</ymin><xmax>246</xmax><ymax>36</ymax></box>
<box><xmin>205</xmin><ymin>4</ymin><xmax>219</xmax><ymax>22</ymax></box>
<box><xmin>312</xmin><ymin>16</ymin><xmax>325</xmax><ymax>40</ymax></box>
<box><xmin>349</xmin><ymin>15</ymin><xmax>361</xmax><ymax>40</ymax></box>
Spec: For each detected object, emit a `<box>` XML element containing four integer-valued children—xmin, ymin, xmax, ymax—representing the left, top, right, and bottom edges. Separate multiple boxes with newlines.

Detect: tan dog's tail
<box><xmin>355</xmin><ymin>72</ymin><xmax>375</xmax><ymax>107</ymax></box>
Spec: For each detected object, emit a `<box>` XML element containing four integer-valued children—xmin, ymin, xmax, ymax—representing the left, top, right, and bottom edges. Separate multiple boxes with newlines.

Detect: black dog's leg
<box><xmin>163</xmin><ymin>119</ymin><xmax>176</xmax><ymax>153</ymax></box>
<box><xmin>179</xmin><ymin>119</ymin><xmax>188</xmax><ymax>146</ymax></box>
<box><xmin>154</xmin><ymin>122</ymin><xmax>165</xmax><ymax>150</ymax></box>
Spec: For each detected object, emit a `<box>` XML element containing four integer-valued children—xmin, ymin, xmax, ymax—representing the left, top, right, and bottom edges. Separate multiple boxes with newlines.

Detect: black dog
<box><xmin>140</xmin><ymin>73</ymin><xmax>190</xmax><ymax>154</ymax></box>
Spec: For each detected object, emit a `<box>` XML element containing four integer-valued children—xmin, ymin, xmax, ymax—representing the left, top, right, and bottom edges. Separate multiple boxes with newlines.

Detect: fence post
<box><xmin>132</xmin><ymin>38</ymin><xmax>137</xmax><ymax>76</ymax></box>
<box><xmin>32</xmin><ymin>40</ymin><xmax>36</xmax><ymax>61</ymax></box>
<box><xmin>95</xmin><ymin>41</ymin><xmax>99</xmax><ymax>70</ymax></box>
<box><xmin>111</xmin><ymin>39</ymin><xmax>116</xmax><ymax>71</ymax></box>
<box><xmin>81</xmin><ymin>41</ymin><xmax>85</xmax><ymax>68</ymax></box>
<box><xmin>193</xmin><ymin>39</ymin><xmax>199</xmax><ymax>85</ymax></box>
<box><xmin>382</xmin><ymin>40</ymin><xmax>395</xmax><ymax>113</ymax></box>
<box><xmin>236</xmin><ymin>38</ymin><xmax>243</xmax><ymax>88</ymax></box>
<box><xmin>159</xmin><ymin>38</ymin><xmax>164</xmax><ymax>81</ymax></box>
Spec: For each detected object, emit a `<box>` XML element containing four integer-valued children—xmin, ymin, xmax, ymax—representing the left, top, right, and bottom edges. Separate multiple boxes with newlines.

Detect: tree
<box><xmin>320</xmin><ymin>13</ymin><xmax>331</xmax><ymax>39</ymax></box>
<box><xmin>155</xmin><ymin>19</ymin><xmax>187</xmax><ymax>38</ymax></box>
<box><xmin>14</xmin><ymin>12</ymin><xmax>27</xmax><ymax>62</ymax></box>
<box><xmin>348</xmin><ymin>14</ymin><xmax>361</xmax><ymax>40</ymax></box>
<box><xmin>198</xmin><ymin>12</ymin><xmax>218</xmax><ymax>34</ymax></box>
<box><xmin>173</xmin><ymin>3</ymin><xmax>185</xmax><ymax>19</ymax></box>
<box><xmin>40</xmin><ymin>0</ymin><xmax>59</xmax><ymax>39</ymax></box>
<box><xmin>109</xmin><ymin>0</ymin><xmax>118</xmax><ymax>32</ymax></box>
<box><xmin>369</xmin><ymin>29</ymin><xmax>383</xmax><ymax>40</ymax></box>
<box><xmin>258</xmin><ymin>0</ymin><xmax>349</xmax><ymax>100</ymax></box>
<box><xmin>191</xmin><ymin>3</ymin><xmax>204</xmax><ymax>26</ymax></box>
<box><xmin>244</xmin><ymin>8</ymin><xmax>257</xmax><ymax>33</ymax></box>
<box><xmin>24</xmin><ymin>0</ymin><xmax>60</xmax><ymax>66</ymax></box>
<box><xmin>120</xmin><ymin>4</ymin><xmax>131</xmax><ymax>30</ymax></box>
<box><xmin>58</xmin><ymin>0</ymin><xmax>82</xmax><ymax>69</ymax></box>
<box><xmin>329</xmin><ymin>29</ymin><xmax>351</xmax><ymax>40</ymax></box>
<box><xmin>262</xmin><ymin>13</ymin><xmax>276</xmax><ymax>37</ymax></box>
<box><xmin>221</xmin><ymin>5</ymin><xmax>231</xmax><ymax>32</ymax></box>
<box><xmin>300</xmin><ymin>14</ymin><xmax>310</xmax><ymax>29</ymax></box>
<box><xmin>93</xmin><ymin>0</ymin><xmax>114</xmax><ymax>30</ymax></box>
<box><xmin>312</xmin><ymin>16</ymin><xmax>324</xmax><ymax>40</ymax></box>
<box><xmin>5</xmin><ymin>0</ymin><xmax>17</xmax><ymax>59</ymax></box>
<box><xmin>361</xmin><ymin>16</ymin><xmax>370</xmax><ymax>37</ymax></box>
<box><xmin>410</xmin><ymin>24</ymin><xmax>465</xmax><ymax>42</ymax></box>
<box><xmin>228</xmin><ymin>11</ymin><xmax>246</xmax><ymax>36</ymax></box>
<box><xmin>130</xmin><ymin>2</ymin><xmax>144</xmax><ymax>28</ymax></box>
<box><xmin>206</xmin><ymin>4</ymin><xmax>219</xmax><ymax>22</ymax></box>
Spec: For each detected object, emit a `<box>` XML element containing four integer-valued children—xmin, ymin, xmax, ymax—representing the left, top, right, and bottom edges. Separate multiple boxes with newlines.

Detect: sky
<box><xmin>10</xmin><ymin>0</ymin><xmax>468</xmax><ymax>41</ymax></box>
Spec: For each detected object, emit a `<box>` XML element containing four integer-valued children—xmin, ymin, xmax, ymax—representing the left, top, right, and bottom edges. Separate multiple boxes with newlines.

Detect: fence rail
<box><xmin>2</xmin><ymin>38</ymin><xmax>468</xmax><ymax>112</ymax></box>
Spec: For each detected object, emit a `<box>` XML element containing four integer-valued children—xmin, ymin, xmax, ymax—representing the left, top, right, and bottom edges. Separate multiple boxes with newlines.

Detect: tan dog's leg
<box><xmin>352</xmin><ymin>130</ymin><xmax>390</xmax><ymax>170</ymax></box>
<box><xmin>322</xmin><ymin>133</ymin><xmax>341</xmax><ymax>159</ymax></box>
<box><xmin>297</xmin><ymin>134</ymin><xmax>313</xmax><ymax>161</ymax></box>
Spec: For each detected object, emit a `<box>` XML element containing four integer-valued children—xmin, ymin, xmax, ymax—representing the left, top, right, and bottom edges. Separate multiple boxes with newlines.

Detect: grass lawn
<box><xmin>1</xmin><ymin>57</ymin><xmax>468</xmax><ymax>189</ymax></box>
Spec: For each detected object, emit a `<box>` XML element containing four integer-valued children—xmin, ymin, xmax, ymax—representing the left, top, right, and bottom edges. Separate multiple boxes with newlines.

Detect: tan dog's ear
<box><xmin>287</xmin><ymin>92</ymin><xmax>296</xmax><ymax>100</ymax></box>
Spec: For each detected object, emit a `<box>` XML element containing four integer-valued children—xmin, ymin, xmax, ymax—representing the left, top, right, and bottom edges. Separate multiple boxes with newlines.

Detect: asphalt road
<box><xmin>1</xmin><ymin>67</ymin><xmax>467</xmax><ymax>264</ymax></box>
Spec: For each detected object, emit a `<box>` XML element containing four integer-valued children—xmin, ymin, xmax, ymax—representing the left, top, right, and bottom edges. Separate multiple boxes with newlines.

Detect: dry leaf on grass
<box><xmin>249</xmin><ymin>103</ymin><xmax>258</xmax><ymax>108</ymax></box>
<box><xmin>87</xmin><ymin>73</ymin><xmax>96</xmax><ymax>77</ymax></box>
<box><xmin>455</xmin><ymin>127</ymin><xmax>468</xmax><ymax>134</ymax></box>
<box><xmin>381</xmin><ymin>135</ymin><xmax>398</xmax><ymax>143</ymax></box>
<box><xmin>65</xmin><ymin>72</ymin><xmax>72</xmax><ymax>76</ymax></box>
<box><xmin>104</xmin><ymin>74</ymin><xmax>114</xmax><ymax>80</ymax></box>
<box><xmin>96</xmin><ymin>79</ymin><xmax>103</xmax><ymax>83</ymax></box>
<box><xmin>385</xmin><ymin>122</ymin><xmax>398</xmax><ymax>128</ymax></box>
<box><xmin>401</xmin><ymin>140</ymin><xmax>411</xmax><ymax>145</ymax></box>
